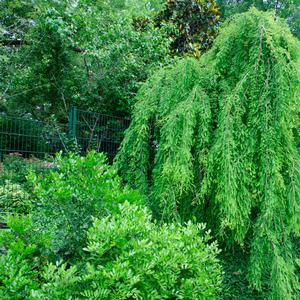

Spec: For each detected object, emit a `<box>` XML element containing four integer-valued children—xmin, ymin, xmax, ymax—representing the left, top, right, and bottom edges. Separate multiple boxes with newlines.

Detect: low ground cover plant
<box><xmin>0</xmin><ymin>181</ymin><xmax>32</xmax><ymax>214</ymax></box>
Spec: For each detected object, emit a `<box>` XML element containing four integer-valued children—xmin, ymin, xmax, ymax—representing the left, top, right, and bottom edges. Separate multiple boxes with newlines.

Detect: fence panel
<box><xmin>0</xmin><ymin>108</ymin><xmax>130</xmax><ymax>217</ymax></box>
<box><xmin>73</xmin><ymin>108</ymin><xmax>130</xmax><ymax>162</ymax></box>
<box><xmin>0</xmin><ymin>116</ymin><xmax>68</xmax><ymax>180</ymax></box>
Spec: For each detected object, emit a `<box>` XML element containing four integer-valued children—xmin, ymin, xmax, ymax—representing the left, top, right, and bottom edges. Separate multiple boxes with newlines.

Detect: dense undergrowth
<box><xmin>0</xmin><ymin>152</ymin><xmax>223</xmax><ymax>299</ymax></box>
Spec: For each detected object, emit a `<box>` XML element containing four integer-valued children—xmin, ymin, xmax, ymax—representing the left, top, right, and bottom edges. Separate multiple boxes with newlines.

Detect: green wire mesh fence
<box><xmin>71</xmin><ymin>107</ymin><xmax>130</xmax><ymax>162</ymax></box>
<box><xmin>0</xmin><ymin>107</ymin><xmax>130</xmax><ymax>218</ymax></box>
<box><xmin>0</xmin><ymin>116</ymin><xmax>68</xmax><ymax>181</ymax></box>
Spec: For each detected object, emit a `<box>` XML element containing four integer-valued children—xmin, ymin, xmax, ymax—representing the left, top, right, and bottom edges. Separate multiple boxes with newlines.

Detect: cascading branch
<box><xmin>115</xmin><ymin>9</ymin><xmax>300</xmax><ymax>299</ymax></box>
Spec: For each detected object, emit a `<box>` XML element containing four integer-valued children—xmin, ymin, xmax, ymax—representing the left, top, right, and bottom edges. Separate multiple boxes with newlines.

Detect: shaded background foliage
<box><xmin>0</xmin><ymin>0</ymin><xmax>171</xmax><ymax>121</ymax></box>
<box><xmin>217</xmin><ymin>0</ymin><xmax>300</xmax><ymax>38</ymax></box>
<box><xmin>154</xmin><ymin>0</ymin><xmax>221</xmax><ymax>56</ymax></box>
<box><xmin>1</xmin><ymin>0</ymin><xmax>299</xmax><ymax>121</ymax></box>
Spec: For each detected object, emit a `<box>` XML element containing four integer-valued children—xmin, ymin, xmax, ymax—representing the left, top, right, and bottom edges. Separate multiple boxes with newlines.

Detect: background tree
<box><xmin>1</xmin><ymin>0</ymin><xmax>223</xmax><ymax>121</ymax></box>
<box><xmin>0</xmin><ymin>0</ymin><xmax>38</xmax><ymax>112</ymax></box>
<box><xmin>217</xmin><ymin>0</ymin><xmax>300</xmax><ymax>38</ymax></box>
<box><xmin>155</xmin><ymin>0</ymin><xmax>221</xmax><ymax>56</ymax></box>
<box><xmin>0</xmin><ymin>0</ymin><xmax>170</xmax><ymax>121</ymax></box>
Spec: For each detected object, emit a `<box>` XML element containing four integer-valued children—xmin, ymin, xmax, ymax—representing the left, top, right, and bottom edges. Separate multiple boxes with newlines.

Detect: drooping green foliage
<box><xmin>116</xmin><ymin>9</ymin><xmax>300</xmax><ymax>298</ymax></box>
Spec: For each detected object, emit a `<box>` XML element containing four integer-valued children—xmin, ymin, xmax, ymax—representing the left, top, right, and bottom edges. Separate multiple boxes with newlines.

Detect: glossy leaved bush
<box><xmin>155</xmin><ymin>0</ymin><xmax>221</xmax><ymax>56</ymax></box>
<box><xmin>116</xmin><ymin>9</ymin><xmax>300</xmax><ymax>299</ymax></box>
<box><xmin>82</xmin><ymin>202</ymin><xmax>222</xmax><ymax>299</ymax></box>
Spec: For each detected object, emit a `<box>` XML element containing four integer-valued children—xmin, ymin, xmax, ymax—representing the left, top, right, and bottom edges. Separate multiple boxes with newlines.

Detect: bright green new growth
<box><xmin>116</xmin><ymin>9</ymin><xmax>300</xmax><ymax>299</ymax></box>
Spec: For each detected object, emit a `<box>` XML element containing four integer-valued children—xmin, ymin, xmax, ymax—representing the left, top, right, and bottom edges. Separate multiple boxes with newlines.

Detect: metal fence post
<box><xmin>69</xmin><ymin>106</ymin><xmax>77</xmax><ymax>138</ymax></box>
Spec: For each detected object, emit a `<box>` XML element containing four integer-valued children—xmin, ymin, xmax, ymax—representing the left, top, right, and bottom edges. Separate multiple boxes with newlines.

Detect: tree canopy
<box><xmin>217</xmin><ymin>0</ymin><xmax>300</xmax><ymax>38</ymax></box>
<box><xmin>2</xmin><ymin>0</ymin><xmax>299</xmax><ymax>122</ymax></box>
<box><xmin>0</xmin><ymin>0</ymin><xmax>170</xmax><ymax>120</ymax></box>
<box><xmin>0</xmin><ymin>0</ymin><xmax>223</xmax><ymax>121</ymax></box>
<box><xmin>155</xmin><ymin>0</ymin><xmax>221</xmax><ymax>56</ymax></box>
<box><xmin>116</xmin><ymin>9</ymin><xmax>300</xmax><ymax>299</ymax></box>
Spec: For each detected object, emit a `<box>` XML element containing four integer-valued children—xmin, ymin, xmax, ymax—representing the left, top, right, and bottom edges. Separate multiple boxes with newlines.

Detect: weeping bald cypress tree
<box><xmin>115</xmin><ymin>9</ymin><xmax>300</xmax><ymax>299</ymax></box>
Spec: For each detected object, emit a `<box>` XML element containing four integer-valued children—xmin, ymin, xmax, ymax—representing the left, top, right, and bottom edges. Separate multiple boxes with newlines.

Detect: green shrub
<box><xmin>30</xmin><ymin>262</ymin><xmax>80</xmax><ymax>300</ymax></box>
<box><xmin>29</xmin><ymin>151</ymin><xmax>144</xmax><ymax>259</ymax></box>
<box><xmin>0</xmin><ymin>215</ymin><xmax>48</xmax><ymax>299</ymax></box>
<box><xmin>82</xmin><ymin>202</ymin><xmax>223</xmax><ymax>299</ymax></box>
<box><xmin>0</xmin><ymin>180</ymin><xmax>32</xmax><ymax>214</ymax></box>
<box><xmin>0</xmin><ymin>205</ymin><xmax>223</xmax><ymax>299</ymax></box>
<box><xmin>0</xmin><ymin>215</ymin><xmax>79</xmax><ymax>300</ymax></box>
